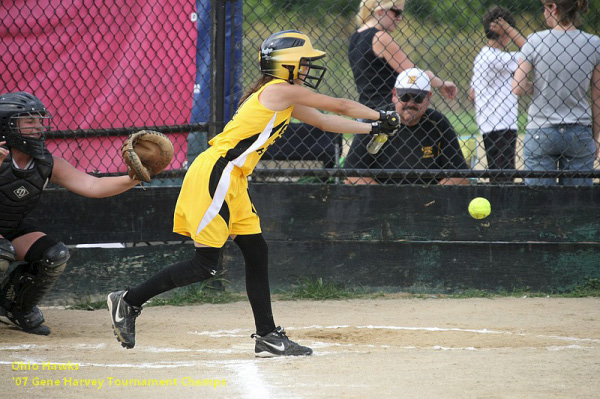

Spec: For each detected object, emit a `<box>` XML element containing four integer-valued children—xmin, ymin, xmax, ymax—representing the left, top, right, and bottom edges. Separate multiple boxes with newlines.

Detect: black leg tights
<box><xmin>124</xmin><ymin>247</ymin><xmax>221</xmax><ymax>307</ymax></box>
<box><xmin>234</xmin><ymin>234</ymin><xmax>276</xmax><ymax>337</ymax></box>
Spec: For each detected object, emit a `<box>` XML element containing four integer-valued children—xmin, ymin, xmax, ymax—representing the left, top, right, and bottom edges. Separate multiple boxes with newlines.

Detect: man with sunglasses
<box><xmin>349</xmin><ymin>1</ymin><xmax>456</xmax><ymax>112</ymax></box>
<box><xmin>345</xmin><ymin>68</ymin><xmax>469</xmax><ymax>185</ymax></box>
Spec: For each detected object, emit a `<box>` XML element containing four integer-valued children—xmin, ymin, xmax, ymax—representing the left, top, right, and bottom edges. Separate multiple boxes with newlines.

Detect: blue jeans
<box><xmin>523</xmin><ymin>125</ymin><xmax>595</xmax><ymax>186</ymax></box>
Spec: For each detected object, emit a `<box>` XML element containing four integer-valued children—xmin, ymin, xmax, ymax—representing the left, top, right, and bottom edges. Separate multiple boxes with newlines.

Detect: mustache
<box><xmin>401</xmin><ymin>106</ymin><xmax>420</xmax><ymax>111</ymax></box>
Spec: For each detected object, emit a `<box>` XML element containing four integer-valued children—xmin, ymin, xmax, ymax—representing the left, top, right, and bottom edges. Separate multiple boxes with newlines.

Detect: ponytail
<box><xmin>238</xmin><ymin>75</ymin><xmax>275</xmax><ymax>107</ymax></box>
<box><xmin>577</xmin><ymin>0</ymin><xmax>588</xmax><ymax>15</ymax></box>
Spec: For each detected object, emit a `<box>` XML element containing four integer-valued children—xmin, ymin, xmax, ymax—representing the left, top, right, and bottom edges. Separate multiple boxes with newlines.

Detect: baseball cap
<box><xmin>394</xmin><ymin>68</ymin><xmax>431</xmax><ymax>95</ymax></box>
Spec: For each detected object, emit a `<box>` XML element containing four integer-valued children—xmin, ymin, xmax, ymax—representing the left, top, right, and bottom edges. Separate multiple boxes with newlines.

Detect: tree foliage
<box><xmin>245</xmin><ymin>0</ymin><xmax>600</xmax><ymax>31</ymax></box>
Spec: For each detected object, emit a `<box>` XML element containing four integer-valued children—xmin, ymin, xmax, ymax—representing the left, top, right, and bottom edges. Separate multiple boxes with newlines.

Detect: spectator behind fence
<box><xmin>0</xmin><ymin>92</ymin><xmax>140</xmax><ymax>336</ymax></box>
<box><xmin>469</xmin><ymin>6</ymin><xmax>526</xmax><ymax>183</ymax></box>
<box><xmin>348</xmin><ymin>0</ymin><xmax>456</xmax><ymax>111</ymax></box>
<box><xmin>513</xmin><ymin>0</ymin><xmax>600</xmax><ymax>186</ymax></box>
<box><xmin>344</xmin><ymin>68</ymin><xmax>469</xmax><ymax>185</ymax></box>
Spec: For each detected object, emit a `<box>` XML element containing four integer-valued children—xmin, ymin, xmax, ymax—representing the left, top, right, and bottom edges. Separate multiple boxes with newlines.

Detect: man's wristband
<box><xmin>378</xmin><ymin>110</ymin><xmax>386</xmax><ymax>121</ymax></box>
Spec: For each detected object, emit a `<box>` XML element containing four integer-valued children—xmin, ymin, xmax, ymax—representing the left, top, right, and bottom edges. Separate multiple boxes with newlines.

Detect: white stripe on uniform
<box><xmin>196</xmin><ymin>112</ymin><xmax>277</xmax><ymax>235</ymax></box>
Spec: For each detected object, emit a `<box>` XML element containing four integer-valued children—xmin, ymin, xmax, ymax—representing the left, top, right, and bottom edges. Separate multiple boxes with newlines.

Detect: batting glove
<box><xmin>376</xmin><ymin>111</ymin><xmax>400</xmax><ymax>136</ymax></box>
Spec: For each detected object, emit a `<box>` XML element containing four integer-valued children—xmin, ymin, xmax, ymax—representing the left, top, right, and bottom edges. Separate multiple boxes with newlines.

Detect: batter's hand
<box><xmin>0</xmin><ymin>141</ymin><xmax>8</xmax><ymax>163</ymax></box>
<box><xmin>380</xmin><ymin>111</ymin><xmax>400</xmax><ymax>135</ymax></box>
<box><xmin>372</xmin><ymin>111</ymin><xmax>400</xmax><ymax>136</ymax></box>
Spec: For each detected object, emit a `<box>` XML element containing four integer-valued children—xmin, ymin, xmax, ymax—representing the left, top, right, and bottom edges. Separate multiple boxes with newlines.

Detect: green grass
<box><xmin>66</xmin><ymin>276</ymin><xmax>600</xmax><ymax>310</ymax></box>
<box><xmin>446</xmin><ymin>110</ymin><xmax>529</xmax><ymax>138</ymax></box>
<box><xmin>274</xmin><ymin>277</ymin><xmax>382</xmax><ymax>301</ymax></box>
<box><xmin>66</xmin><ymin>275</ymin><xmax>244</xmax><ymax>311</ymax></box>
<box><xmin>561</xmin><ymin>278</ymin><xmax>600</xmax><ymax>298</ymax></box>
<box><xmin>439</xmin><ymin>278</ymin><xmax>600</xmax><ymax>298</ymax></box>
<box><xmin>146</xmin><ymin>280</ymin><xmax>245</xmax><ymax>307</ymax></box>
<box><xmin>68</xmin><ymin>300</ymin><xmax>109</xmax><ymax>311</ymax></box>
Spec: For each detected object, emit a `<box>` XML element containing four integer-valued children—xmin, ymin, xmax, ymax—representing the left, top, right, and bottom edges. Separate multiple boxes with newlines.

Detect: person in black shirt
<box><xmin>348</xmin><ymin>0</ymin><xmax>456</xmax><ymax>110</ymax></box>
<box><xmin>0</xmin><ymin>92</ymin><xmax>140</xmax><ymax>335</ymax></box>
<box><xmin>345</xmin><ymin>68</ymin><xmax>469</xmax><ymax>185</ymax></box>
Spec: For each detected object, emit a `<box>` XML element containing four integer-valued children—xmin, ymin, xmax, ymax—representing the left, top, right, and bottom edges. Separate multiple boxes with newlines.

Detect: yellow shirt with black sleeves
<box><xmin>207</xmin><ymin>78</ymin><xmax>293</xmax><ymax>177</ymax></box>
<box><xmin>173</xmin><ymin>78</ymin><xmax>293</xmax><ymax>247</ymax></box>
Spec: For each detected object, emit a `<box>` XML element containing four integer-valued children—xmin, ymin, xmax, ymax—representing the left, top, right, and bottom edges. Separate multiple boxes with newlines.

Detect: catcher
<box><xmin>0</xmin><ymin>91</ymin><xmax>172</xmax><ymax>335</ymax></box>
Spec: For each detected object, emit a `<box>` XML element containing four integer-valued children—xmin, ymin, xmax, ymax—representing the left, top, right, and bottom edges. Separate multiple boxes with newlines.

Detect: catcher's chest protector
<box><xmin>0</xmin><ymin>152</ymin><xmax>53</xmax><ymax>235</ymax></box>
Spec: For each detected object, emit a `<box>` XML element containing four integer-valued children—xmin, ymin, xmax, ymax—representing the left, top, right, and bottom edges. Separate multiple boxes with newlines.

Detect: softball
<box><xmin>468</xmin><ymin>197</ymin><xmax>491</xmax><ymax>219</ymax></box>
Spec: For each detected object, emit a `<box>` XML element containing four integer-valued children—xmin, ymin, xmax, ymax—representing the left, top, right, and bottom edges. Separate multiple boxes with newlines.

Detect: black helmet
<box><xmin>259</xmin><ymin>30</ymin><xmax>327</xmax><ymax>89</ymax></box>
<box><xmin>0</xmin><ymin>92</ymin><xmax>51</xmax><ymax>159</ymax></box>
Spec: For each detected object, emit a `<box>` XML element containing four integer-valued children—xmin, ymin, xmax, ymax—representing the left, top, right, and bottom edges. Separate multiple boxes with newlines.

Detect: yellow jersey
<box><xmin>207</xmin><ymin>78</ymin><xmax>293</xmax><ymax>177</ymax></box>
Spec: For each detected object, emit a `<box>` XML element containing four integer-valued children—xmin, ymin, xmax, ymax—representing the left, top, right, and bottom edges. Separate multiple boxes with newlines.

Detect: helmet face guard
<box><xmin>6</xmin><ymin>112</ymin><xmax>52</xmax><ymax>159</ymax></box>
<box><xmin>259</xmin><ymin>30</ymin><xmax>327</xmax><ymax>89</ymax></box>
<box><xmin>0</xmin><ymin>92</ymin><xmax>51</xmax><ymax>159</ymax></box>
<box><xmin>298</xmin><ymin>56</ymin><xmax>327</xmax><ymax>89</ymax></box>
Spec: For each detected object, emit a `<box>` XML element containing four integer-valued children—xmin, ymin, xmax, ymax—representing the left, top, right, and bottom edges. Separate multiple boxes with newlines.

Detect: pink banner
<box><xmin>0</xmin><ymin>0</ymin><xmax>197</xmax><ymax>172</ymax></box>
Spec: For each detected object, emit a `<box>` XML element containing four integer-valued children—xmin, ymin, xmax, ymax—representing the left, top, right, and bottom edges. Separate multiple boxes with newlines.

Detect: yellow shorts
<box><xmin>173</xmin><ymin>150</ymin><xmax>261</xmax><ymax>247</ymax></box>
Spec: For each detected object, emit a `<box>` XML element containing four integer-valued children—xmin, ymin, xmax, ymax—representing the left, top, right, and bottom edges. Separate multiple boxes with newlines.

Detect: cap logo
<box><xmin>407</xmin><ymin>75</ymin><xmax>418</xmax><ymax>84</ymax></box>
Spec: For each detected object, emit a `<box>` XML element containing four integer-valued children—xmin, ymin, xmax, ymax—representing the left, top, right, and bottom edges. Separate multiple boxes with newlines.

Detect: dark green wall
<box><xmin>30</xmin><ymin>184</ymin><xmax>600</xmax><ymax>304</ymax></box>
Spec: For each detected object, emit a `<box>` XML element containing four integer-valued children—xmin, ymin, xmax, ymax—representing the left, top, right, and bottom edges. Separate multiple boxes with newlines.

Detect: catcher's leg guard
<box><xmin>0</xmin><ymin>238</ymin><xmax>16</xmax><ymax>279</ymax></box>
<box><xmin>0</xmin><ymin>237</ymin><xmax>69</xmax><ymax>333</ymax></box>
<box><xmin>0</xmin><ymin>304</ymin><xmax>48</xmax><ymax>335</ymax></box>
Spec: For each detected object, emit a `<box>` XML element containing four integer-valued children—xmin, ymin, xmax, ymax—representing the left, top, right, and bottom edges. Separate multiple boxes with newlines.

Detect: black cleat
<box><xmin>251</xmin><ymin>326</ymin><xmax>312</xmax><ymax>357</ymax></box>
<box><xmin>107</xmin><ymin>290</ymin><xmax>142</xmax><ymax>349</ymax></box>
<box><xmin>0</xmin><ymin>305</ymin><xmax>50</xmax><ymax>335</ymax></box>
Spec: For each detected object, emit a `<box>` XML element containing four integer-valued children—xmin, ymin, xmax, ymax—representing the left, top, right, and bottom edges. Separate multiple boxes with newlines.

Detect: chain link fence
<box><xmin>0</xmin><ymin>0</ymin><xmax>204</xmax><ymax>178</ymax></box>
<box><xmin>2</xmin><ymin>0</ymin><xmax>599</xmax><ymax>186</ymax></box>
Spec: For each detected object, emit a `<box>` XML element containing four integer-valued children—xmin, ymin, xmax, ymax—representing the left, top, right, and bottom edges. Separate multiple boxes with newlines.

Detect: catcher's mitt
<box><xmin>122</xmin><ymin>130</ymin><xmax>174</xmax><ymax>183</ymax></box>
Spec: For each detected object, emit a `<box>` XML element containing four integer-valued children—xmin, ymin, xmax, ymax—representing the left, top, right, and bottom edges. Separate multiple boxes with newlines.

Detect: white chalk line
<box><xmin>1</xmin><ymin>324</ymin><xmax>597</xmax><ymax>368</ymax></box>
<box><xmin>225</xmin><ymin>360</ymin><xmax>274</xmax><ymax>399</ymax></box>
<box><xmin>4</xmin><ymin>323</ymin><xmax>600</xmax><ymax>352</ymax></box>
<box><xmin>0</xmin><ymin>357</ymin><xmax>295</xmax><ymax>399</ymax></box>
<box><xmin>1</xmin><ymin>324</ymin><xmax>596</xmax><ymax>399</ymax></box>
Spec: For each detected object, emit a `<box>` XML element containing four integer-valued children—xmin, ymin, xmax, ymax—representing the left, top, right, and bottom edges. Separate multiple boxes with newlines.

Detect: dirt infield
<box><xmin>1</xmin><ymin>296</ymin><xmax>599</xmax><ymax>398</ymax></box>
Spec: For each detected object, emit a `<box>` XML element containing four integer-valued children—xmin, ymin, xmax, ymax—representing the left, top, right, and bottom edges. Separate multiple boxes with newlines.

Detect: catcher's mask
<box><xmin>0</xmin><ymin>92</ymin><xmax>51</xmax><ymax>159</ymax></box>
<box><xmin>259</xmin><ymin>30</ymin><xmax>327</xmax><ymax>89</ymax></box>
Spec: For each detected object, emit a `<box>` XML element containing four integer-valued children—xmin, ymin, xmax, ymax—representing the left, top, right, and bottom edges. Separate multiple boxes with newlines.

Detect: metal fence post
<box><xmin>210</xmin><ymin>0</ymin><xmax>227</xmax><ymax>140</ymax></box>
